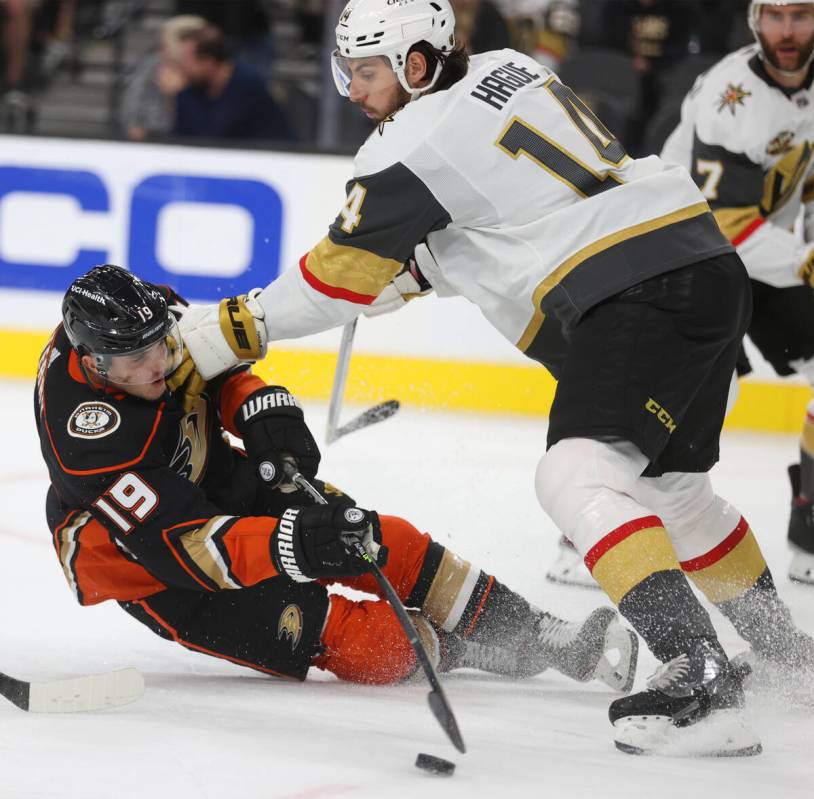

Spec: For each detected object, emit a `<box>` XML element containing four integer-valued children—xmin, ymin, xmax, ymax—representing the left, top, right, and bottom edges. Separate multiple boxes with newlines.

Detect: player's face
<box><xmin>85</xmin><ymin>340</ymin><xmax>169</xmax><ymax>401</ymax></box>
<box><xmin>345</xmin><ymin>57</ymin><xmax>407</xmax><ymax>121</ymax></box>
<box><xmin>757</xmin><ymin>4</ymin><xmax>814</xmax><ymax>73</ymax></box>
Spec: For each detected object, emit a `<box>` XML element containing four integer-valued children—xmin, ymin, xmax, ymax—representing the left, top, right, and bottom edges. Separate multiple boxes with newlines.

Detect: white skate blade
<box><xmin>613</xmin><ymin>709</ymin><xmax>762</xmax><ymax>757</ymax></box>
<box><xmin>594</xmin><ymin>621</ymin><xmax>638</xmax><ymax>694</ymax></box>
<box><xmin>788</xmin><ymin>546</ymin><xmax>814</xmax><ymax>585</ymax></box>
<box><xmin>545</xmin><ymin>539</ymin><xmax>599</xmax><ymax>590</ymax></box>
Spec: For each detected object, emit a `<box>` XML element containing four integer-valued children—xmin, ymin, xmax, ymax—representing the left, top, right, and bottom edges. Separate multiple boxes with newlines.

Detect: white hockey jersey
<box><xmin>661</xmin><ymin>44</ymin><xmax>814</xmax><ymax>288</ymax></box>
<box><xmin>258</xmin><ymin>49</ymin><xmax>731</xmax><ymax>371</ymax></box>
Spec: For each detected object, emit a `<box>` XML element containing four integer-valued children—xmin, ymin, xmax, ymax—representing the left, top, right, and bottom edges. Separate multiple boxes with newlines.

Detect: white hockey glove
<box><xmin>363</xmin><ymin>257</ymin><xmax>433</xmax><ymax>317</ymax></box>
<box><xmin>172</xmin><ymin>289</ymin><xmax>268</xmax><ymax>381</ymax></box>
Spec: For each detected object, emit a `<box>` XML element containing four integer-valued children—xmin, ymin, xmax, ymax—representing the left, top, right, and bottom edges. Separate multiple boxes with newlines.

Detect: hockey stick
<box><xmin>325</xmin><ymin>320</ymin><xmax>400</xmax><ymax>444</ymax></box>
<box><xmin>282</xmin><ymin>463</ymin><xmax>466</xmax><ymax>754</ymax></box>
<box><xmin>0</xmin><ymin>667</ymin><xmax>144</xmax><ymax>713</ymax></box>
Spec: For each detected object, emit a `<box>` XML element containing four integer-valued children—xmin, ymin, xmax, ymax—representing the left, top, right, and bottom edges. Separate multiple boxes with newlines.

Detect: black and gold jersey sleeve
<box><xmin>692</xmin><ymin>134</ymin><xmax>814</xmax><ymax>246</ymax></box>
<box><xmin>299</xmin><ymin>162</ymin><xmax>451</xmax><ymax>305</ymax></box>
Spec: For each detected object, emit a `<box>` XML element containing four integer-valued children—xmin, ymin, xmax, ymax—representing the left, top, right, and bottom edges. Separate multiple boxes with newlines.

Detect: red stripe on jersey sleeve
<box><xmin>299</xmin><ymin>253</ymin><xmax>376</xmax><ymax>305</ymax></box>
<box><xmin>731</xmin><ymin>217</ymin><xmax>765</xmax><ymax>246</ymax></box>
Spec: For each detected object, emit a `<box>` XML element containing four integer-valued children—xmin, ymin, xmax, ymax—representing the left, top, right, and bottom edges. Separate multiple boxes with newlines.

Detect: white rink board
<box><xmin>0</xmin><ymin>134</ymin><xmax>786</xmax><ymax>376</ymax></box>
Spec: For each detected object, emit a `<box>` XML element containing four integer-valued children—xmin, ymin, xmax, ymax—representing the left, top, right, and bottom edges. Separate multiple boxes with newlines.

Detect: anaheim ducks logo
<box><xmin>169</xmin><ymin>396</ymin><xmax>209</xmax><ymax>484</ymax></box>
<box><xmin>67</xmin><ymin>402</ymin><xmax>120</xmax><ymax>439</ymax></box>
<box><xmin>278</xmin><ymin>604</ymin><xmax>303</xmax><ymax>651</ymax></box>
<box><xmin>716</xmin><ymin>82</ymin><xmax>752</xmax><ymax>115</ymax></box>
<box><xmin>767</xmin><ymin>130</ymin><xmax>795</xmax><ymax>156</ymax></box>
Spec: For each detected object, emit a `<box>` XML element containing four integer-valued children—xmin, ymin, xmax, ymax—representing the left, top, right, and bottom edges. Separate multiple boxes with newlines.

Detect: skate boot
<box><xmin>545</xmin><ymin>535</ymin><xmax>600</xmax><ymax>589</ymax></box>
<box><xmin>440</xmin><ymin>636</ymin><xmax>524</xmax><ymax>676</ymax></box>
<box><xmin>787</xmin><ymin>464</ymin><xmax>814</xmax><ymax>584</ymax></box>
<box><xmin>526</xmin><ymin>607</ymin><xmax>638</xmax><ymax>692</ymax></box>
<box><xmin>441</xmin><ymin>607</ymin><xmax>638</xmax><ymax>691</ymax></box>
<box><xmin>609</xmin><ymin>640</ymin><xmax>761</xmax><ymax>757</ymax></box>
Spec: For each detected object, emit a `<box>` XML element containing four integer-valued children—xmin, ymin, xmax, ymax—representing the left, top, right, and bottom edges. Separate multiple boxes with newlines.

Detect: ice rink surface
<box><xmin>2</xmin><ymin>377</ymin><xmax>814</xmax><ymax>799</ymax></box>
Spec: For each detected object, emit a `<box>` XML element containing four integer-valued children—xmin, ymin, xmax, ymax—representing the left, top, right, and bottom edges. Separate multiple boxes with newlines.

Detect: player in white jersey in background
<box><xmin>662</xmin><ymin>0</ymin><xmax>814</xmax><ymax>586</ymax></box>
<box><xmin>173</xmin><ymin>0</ymin><xmax>814</xmax><ymax>756</ymax></box>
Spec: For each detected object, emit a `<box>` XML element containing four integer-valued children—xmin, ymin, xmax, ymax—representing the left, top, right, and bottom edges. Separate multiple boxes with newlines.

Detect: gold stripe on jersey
<box><xmin>760</xmin><ymin>141</ymin><xmax>813</xmax><ymax>216</ymax></box>
<box><xmin>56</xmin><ymin>511</ymin><xmax>92</xmax><ymax>596</ymax></box>
<box><xmin>712</xmin><ymin>205</ymin><xmax>762</xmax><ymax>241</ymax></box>
<box><xmin>591</xmin><ymin>523</ymin><xmax>680</xmax><ymax>605</ymax></box>
<box><xmin>177</xmin><ymin>516</ymin><xmax>239</xmax><ymax>590</ymax></box>
<box><xmin>307</xmin><ymin>236</ymin><xmax>403</xmax><ymax>299</ymax></box>
<box><xmin>422</xmin><ymin>549</ymin><xmax>475</xmax><ymax>630</ymax></box>
<box><xmin>517</xmin><ymin>201</ymin><xmax>711</xmax><ymax>352</ymax></box>
<box><xmin>683</xmin><ymin>528</ymin><xmax>766</xmax><ymax>604</ymax></box>
<box><xmin>803</xmin><ymin>173</ymin><xmax>814</xmax><ymax>204</ymax></box>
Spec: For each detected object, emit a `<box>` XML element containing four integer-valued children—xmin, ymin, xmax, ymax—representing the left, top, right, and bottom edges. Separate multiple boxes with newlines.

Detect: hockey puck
<box><xmin>415</xmin><ymin>753</ymin><xmax>455</xmax><ymax>776</ymax></box>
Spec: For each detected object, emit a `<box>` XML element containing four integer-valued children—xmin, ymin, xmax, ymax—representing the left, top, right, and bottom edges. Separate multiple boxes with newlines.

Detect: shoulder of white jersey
<box><xmin>353</xmin><ymin>48</ymin><xmax>545</xmax><ymax>178</ymax></box>
<box><xmin>690</xmin><ymin>44</ymin><xmax>774</xmax><ymax>157</ymax></box>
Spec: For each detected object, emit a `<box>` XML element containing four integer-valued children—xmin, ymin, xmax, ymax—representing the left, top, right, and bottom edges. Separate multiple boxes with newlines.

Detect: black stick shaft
<box><xmin>283</xmin><ymin>465</ymin><xmax>466</xmax><ymax>753</ymax></box>
<box><xmin>0</xmin><ymin>672</ymin><xmax>29</xmax><ymax>710</ymax></box>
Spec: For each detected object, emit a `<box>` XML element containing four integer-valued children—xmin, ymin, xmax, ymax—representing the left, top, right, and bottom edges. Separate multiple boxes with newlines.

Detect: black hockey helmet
<box><xmin>62</xmin><ymin>264</ymin><xmax>183</xmax><ymax>383</ymax></box>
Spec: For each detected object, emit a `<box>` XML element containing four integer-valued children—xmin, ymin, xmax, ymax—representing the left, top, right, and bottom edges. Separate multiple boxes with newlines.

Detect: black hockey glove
<box><xmin>235</xmin><ymin>385</ymin><xmax>321</xmax><ymax>488</ymax></box>
<box><xmin>270</xmin><ymin>503</ymin><xmax>388</xmax><ymax>582</ymax></box>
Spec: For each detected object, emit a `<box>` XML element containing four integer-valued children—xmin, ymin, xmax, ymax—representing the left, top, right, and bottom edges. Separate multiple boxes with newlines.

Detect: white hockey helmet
<box><xmin>332</xmin><ymin>0</ymin><xmax>456</xmax><ymax>97</ymax></box>
<box><xmin>748</xmin><ymin>1</ymin><xmax>814</xmax><ymax>75</ymax></box>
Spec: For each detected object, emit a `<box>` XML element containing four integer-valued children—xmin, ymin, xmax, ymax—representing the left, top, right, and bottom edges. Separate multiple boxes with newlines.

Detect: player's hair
<box><xmin>408</xmin><ymin>42</ymin><xmax>469</xmax><ymax>94</ymax></box>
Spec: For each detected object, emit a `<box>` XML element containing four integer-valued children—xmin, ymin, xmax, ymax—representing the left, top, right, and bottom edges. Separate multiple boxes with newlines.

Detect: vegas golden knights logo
<box><xmin>278</xmin><ymin>604</ymin><xmax>303</xmax><ymax>651</ymax></box>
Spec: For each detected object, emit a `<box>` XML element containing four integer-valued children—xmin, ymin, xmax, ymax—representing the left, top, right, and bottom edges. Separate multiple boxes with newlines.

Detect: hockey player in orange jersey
<box><xmin>35</xmin><ymin>264</ymin><xmax>637</xmax><ymax>689</ymax></box>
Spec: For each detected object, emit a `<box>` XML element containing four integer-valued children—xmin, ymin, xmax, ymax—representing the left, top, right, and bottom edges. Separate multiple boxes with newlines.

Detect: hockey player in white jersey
<box><xmin>662</xmin><ymin>0</ymin><xmax>814</xmax><ymax>586</ymax></box>
<box><xmin>174</xmin><ymin>0</ymin><xmax>814</xmax><ymax>756</ymax></box>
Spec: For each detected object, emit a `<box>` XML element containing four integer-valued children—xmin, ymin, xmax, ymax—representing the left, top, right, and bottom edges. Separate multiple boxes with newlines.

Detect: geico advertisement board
<box><xmin>0</xmin><ymin>134</ymin><xmax>786</xmax><ymax>373</ymax></box>
<box><xmin>0</xmin><ymin>135</ymin><xmax>350</xmax><ymax>300</ymax></box>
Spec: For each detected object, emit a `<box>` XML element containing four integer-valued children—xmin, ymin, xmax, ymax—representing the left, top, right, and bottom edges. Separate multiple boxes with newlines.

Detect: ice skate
<box><xmin>545</xmin><ymin>535</ymin><xmax>599</xmax><ymax>589</ymax></box>
<box><xmin>529</xmin><ymin>607</ymin><xmax>638</xmax><ymax>692</ymax></box>
<box><xmin>610</xmin><ymin>641</ymin><xmax>761</xmax><ymax>757</ymax></box>
<box><xmin>442</xmin><ymin>606</ymin><xmax>637</xmax><ymax>691</ymax></box>
<box><xmin>786</xmin><ymin>464</ymin><xmax>814</xmax><ymax>585</ymax></box>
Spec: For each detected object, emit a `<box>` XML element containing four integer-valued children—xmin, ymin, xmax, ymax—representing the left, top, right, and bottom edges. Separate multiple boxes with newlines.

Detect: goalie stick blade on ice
<box><xmin>0</xmin><ymin>667</ymin><xmax>144</xmax><ymax>713</ymax></box>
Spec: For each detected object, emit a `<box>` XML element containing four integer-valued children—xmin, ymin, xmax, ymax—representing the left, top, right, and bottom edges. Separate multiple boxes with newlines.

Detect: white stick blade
<box><xmin>27</xmin><ymin>668</ymin><xmax>144</xmax><ymax>713</ymax></box>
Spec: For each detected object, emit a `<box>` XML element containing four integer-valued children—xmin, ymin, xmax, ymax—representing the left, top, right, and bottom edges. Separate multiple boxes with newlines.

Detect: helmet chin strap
<box><xmin>396</xmin><ymin>58</ymin><xmax>444</xmax><ymax>99</ymax></box>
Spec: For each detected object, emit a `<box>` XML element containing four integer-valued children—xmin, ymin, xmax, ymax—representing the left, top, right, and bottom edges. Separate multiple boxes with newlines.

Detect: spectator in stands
<box><xmin>37</xmin><ymin>0</ymin><xmax>78</xmax><ymax>78</ymax></box>
<box><xmin>173</xmin><ymin>0</ymin><xmax>275</xmax><ymax>80</ymax></box>
<box><xmin>172</xmin><ymin>24</ymin><xmax>292</xmax><ymax>142</ymax></box>
<box><xmin>589</xmin><ymin>0</ymin><xmax>698</xmax><ymax>153</ymax></box>
<box><xmin>451</xmin><ymin>0</ymin><xmax>512</xmax><ymax>53</ymax></box>
<box><xmin>121</xmin><ymin>14</ymin><xmax>207</xmax><ymax>142</ymax></box>
<box><xmin>502</xmin><ymin>0</ymin><xmax>581</xmax><ymax>68</ymax></box>
<box><xmin>1</xmin><ymin>0</ymin><xmax>35</xmax><ymax>104</ymax></box>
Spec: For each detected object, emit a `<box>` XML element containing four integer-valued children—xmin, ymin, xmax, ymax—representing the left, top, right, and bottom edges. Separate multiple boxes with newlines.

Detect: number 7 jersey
<box><xmin>259</xmin><ymin>48</ymin><xmax>732</xmax><ymax>368</ymax></box>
